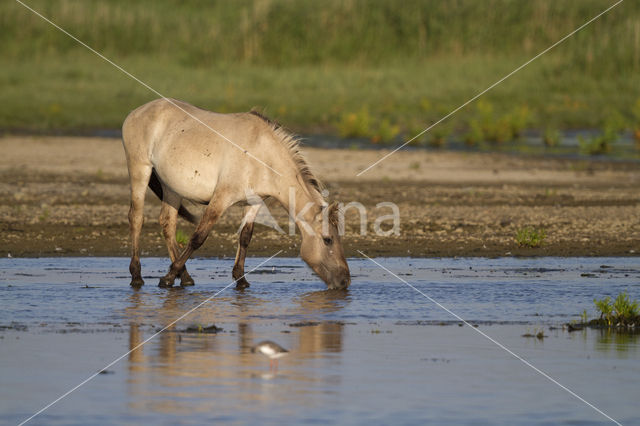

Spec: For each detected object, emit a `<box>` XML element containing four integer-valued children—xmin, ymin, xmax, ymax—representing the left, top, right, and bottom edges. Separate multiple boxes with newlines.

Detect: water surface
<box><xmin>1</xmin><ymin>257</ymin><xmax>639</xmax><ymax>425</ymax></box>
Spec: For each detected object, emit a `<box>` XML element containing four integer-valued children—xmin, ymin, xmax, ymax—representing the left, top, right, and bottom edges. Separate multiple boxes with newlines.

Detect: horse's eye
<box><xmin>323</xmin><ymin>237</ymin><xmax>333</xmax><ymax>246</ymax></box>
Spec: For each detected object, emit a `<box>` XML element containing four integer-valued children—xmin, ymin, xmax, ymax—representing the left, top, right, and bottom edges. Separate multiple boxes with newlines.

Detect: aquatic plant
<box><xmin>505</xmin><ymin>105</ymin><xmax>531</xmax><ymax>138</ymax></box>
<box><xmin>469</xmin><ymin>101</ymin><xmax>529</xmax><ymax>144</ymax></box>
<box><xmin>594</xmin><ymin>296</ymin><xmax>613</xmax><ymax>325</ymax></box>
<box><xmin>463</xmin><ymin>120</ymin><xmax>484</xmax><ymax>146</ymax></box>
<box><xmin>515</xmin><ymin>227</ymin><xmax>546</xmax><ymax>248</ymax></box>
<box><xmin>478</xmin><ymin>101</ymin><xmax>512</xmax><ymax>143</ymax></box>
<box><xmin>578</xmin><ymin>111</ymin><xmax>625</xmax><ymax>155</ymax></box>
<box><xmin>612</xmin><ymin>293</ymin><xmax>639</xmax><ymax>322</ymax></box>
<box><xmin>371</xmin><ymin>118</ymin><xmax>400</xmax><ymax>144</ymax></box>
<box><xmin>404</xmin><ymin>121</ymin><xmax>428</xmax><ymax>146</ymax></box>
<box><xmin>542</xmin><ymin>127</ymin><xmax>561</xmax><ymax>147</ymax></box>
<box><xmin>578</xmin><ymin>133</ymin><xmax>615</xmax><ymax>155</ymax></box>
<box><xmin>593</xmin><ymin>292</ymin><xmax>639</xmax><ymax>327</ymax></box>
<box><xmin>184</xmin><ymin>324</ymin><xmax>222</xmax><ymax>334</ymax></box>
<box><xmin>580</xmin><ymin>309</ymin><xmax>589</xmax><ymax>324</ymax></box>
<box><xmin>522</xmin><ymin>327</ymin><xmax>545</xmax><ymax>339</ymax></box>
<box><xmin>428</xmin><ymin>124</ymin><xmax>451</xmax><ymax>148</ymax></box>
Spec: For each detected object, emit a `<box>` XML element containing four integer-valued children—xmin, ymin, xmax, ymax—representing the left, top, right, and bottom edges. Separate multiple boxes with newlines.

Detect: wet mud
<box><xmin>1</xmin><ymin>136</ymin><xmax>639</xmax><ymax>258</ymax></box>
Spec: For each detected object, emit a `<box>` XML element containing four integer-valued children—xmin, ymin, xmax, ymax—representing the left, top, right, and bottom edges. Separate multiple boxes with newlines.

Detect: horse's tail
<box><xmin>148</xmin><ymin>169</ymin><xmax>202</xmax><ymax>225</ymax></box>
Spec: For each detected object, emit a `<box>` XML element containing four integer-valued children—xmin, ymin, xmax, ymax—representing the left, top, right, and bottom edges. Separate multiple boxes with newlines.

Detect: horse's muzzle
<box><xmin>330</xmin><ymin>269</ymin><xmax>350</xmax><ymax>290</ymax></box>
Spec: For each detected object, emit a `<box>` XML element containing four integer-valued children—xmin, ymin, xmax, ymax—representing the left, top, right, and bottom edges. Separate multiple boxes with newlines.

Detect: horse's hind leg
<box><xmin>232</xmin><ymin>204</ymin><xmax>261</xmax><ymax>289</ymax></box>
<box><xmin>159</xmin><ymin>195</ymin><xmax>228</xmax><ymax>288</ymax></box>
<box><xmin>128</xmin><ymin>164</ymin><xmax>152</xmax><ymax>288</ymax></box>
<box><xmin>158</xmin><ymin>191</ymin><xmax>195</xmax><ymax>287</ymax></box>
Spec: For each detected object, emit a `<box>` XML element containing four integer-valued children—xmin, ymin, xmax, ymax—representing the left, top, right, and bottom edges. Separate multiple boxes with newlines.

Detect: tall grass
<box><xmin>3</xmin><ymin>0</ymin><xmax>637</xmax><ymax>70</ymax></box>
<box><xmin>1</xmin><ymin>0</ymin><xmax>639</xmax><ymax>133</ymax></box>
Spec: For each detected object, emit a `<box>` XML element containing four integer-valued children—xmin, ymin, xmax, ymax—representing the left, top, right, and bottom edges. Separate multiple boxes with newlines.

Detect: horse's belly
<box><xmin>152</xmin><ymin>147</ymin><xmax>219</xmax><ymax>203</ymax></box>
<box><xmin>158</xmin><ymin>168</ymin><xmax>216</xmax><ymax>203</ymax></box>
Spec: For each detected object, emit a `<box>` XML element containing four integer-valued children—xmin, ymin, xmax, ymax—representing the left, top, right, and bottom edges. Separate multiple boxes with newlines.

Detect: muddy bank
<box><xmin>1</xmin><ymin>136</ymin><xmax>639</xmax><ymax>258</ymax></box>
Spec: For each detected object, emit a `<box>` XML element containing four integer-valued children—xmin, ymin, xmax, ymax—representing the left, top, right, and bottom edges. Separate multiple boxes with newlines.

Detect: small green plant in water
<box><xmin>593</xmin><ymin>292</ymin><xmax>639</xmax><ymax>327</ymax></box>
<box><xmin>371</xmin><ymin>118</ymin><xmax>400</xmax><ymax>144</ymax></box>
<box><xmin>428</xmin><ymin>124</ymin><xmax>451</xmax><ymax>148</ymax></box>
<box><xmin>506</xmin><ymin>105</ymin><xmax>531</xmax><ymax>138</ymax></box>
<box><xmin>515</xmin><ymin>227</ymin><xmax>546</xmax><ymax>248</ymax></box>
<box><xmin>578</xmin><ymin>134</ymin><xmax>614</xmax><ymax>155</ymax></box>
<box><xmin>594</xmin><ymin>296</ymin><xmax>613</xmax><ymax>325</ymax></box>
<box><xmin>473</xmin><ymin>100</ymin><xmax>517</xmax><ymax>143</ymax></box>
<box><xmin>522</xmin><ymin>327</ymin><xmax>546</xmax><ymax>339</ymax></box>
<box><xmin>464</xmin><ymin>120</ymin><xmax>484</xmax><ymax>146</ymax></box>
<box><xmin>176</xmin><ymin>229</ymin><xmax>189</xmax><ymax>247</ymax></box>
<box><xmin>580</xmin><ymin>309</ymin><xmax>589</xmax><ymax>324</ymax></box>
<box><xmin>542</xmin><ymin>127</ymin><xmax>561</xmax><ymax>147</ymax></box>
<box><xmin>613</xmin><ymin>293</ymin><xmax>639</xmax><ymax>321</ymax></box>
<box><xmin>578</xmin><ymin>111</ymin><xmax>625</xmax><ymax>155</ymax></box>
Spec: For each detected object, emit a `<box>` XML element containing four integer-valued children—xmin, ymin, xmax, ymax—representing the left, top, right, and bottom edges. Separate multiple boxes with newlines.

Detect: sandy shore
<box><xmin>1</xmin><ymin>136</ymin><xmax>639</xmax><ymax>258</ymax></box>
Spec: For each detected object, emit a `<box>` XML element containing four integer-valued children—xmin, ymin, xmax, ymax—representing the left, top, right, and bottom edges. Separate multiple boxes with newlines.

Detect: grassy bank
<box><xmin>1</xmin><ymin>0</ymin><xmax>639</xmax><ymax>141</ymax></box>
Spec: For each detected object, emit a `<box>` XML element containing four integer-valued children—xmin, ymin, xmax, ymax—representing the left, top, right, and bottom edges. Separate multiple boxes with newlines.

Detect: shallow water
<box><xmin>1</xmin><ymin>257</ymin><xmax>639</xmax><ymax>425</ymax></box>
<box><xmin>304</xmin><ymin>131</ymin><xmax>640</xmax><ymax>161</ymax></box>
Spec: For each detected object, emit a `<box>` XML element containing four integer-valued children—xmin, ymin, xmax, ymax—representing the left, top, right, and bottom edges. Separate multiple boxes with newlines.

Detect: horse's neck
<box><xmin>275</xmin><ymin>179</ymin><xmax>321</xmax><ymax>225</ymax></box>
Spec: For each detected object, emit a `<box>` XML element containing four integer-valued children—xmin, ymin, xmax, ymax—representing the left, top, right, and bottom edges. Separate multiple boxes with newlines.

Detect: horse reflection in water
<box><xmin>125</xmin><ymin>288</ymin><xmax>349</xmax><ymax>413</ymax></box>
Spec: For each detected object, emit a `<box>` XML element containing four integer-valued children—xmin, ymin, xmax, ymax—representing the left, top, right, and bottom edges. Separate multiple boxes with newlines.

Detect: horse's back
<box><xmin>124</xmin><ymin>98</ymin><xmax>265</xmax><ymax>156</ymax></box>
<box><xmin>122</xmin><ymin>99</ymin><xmax>275</xmax><ymax>204</ymax></box>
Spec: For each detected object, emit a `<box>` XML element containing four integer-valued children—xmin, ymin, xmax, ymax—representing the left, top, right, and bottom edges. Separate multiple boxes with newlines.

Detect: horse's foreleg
<box><xmin>159</xmin><ymin>200</ymin><xmax>223</xmax><ymax>288</ymax></box>
<box><xmin>232</xmin><ymin>204</ymin><xmax>260</xmax><ymax>289</ymax></box>
<box><xmin>128</xmin><ymin>165</ymin><xmax>152</xmax><ymax>288</ymax></box>
<box><xmin>159</xmin><ymin>199</ymin><xmax>195</xmax><ymax>287</ymax></box>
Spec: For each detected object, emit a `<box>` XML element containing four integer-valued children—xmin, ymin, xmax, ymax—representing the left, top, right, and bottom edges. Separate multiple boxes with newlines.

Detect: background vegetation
<box><xmin>1</xmin><ymin>0</ymin><xmax>639</xmax><ymax>143</ymax></box>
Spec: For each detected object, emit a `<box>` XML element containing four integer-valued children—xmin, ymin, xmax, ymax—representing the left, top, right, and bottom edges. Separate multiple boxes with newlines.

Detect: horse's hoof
<box><xmin>130</xmin><ymin>277</ymin><xmax>144</xmax><ymax>288</ymax></box>
<box><xmin>235</xmin><ymin>278</ymin><xmax>250</xmax><ymax>290</ymax></box>
<box><xmin>180</xmin><ymin>276</ymin><xmax>195</xmax><ymax>287</ymax></box>
<box><xmin>158</xmin><ymin>276</ymin><xmax>175</xmax><ymax>288</ymax></box>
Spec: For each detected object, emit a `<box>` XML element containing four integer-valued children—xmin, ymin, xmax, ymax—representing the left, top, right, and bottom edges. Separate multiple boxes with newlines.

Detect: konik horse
<box><xmin>122</xmin><ymin>99</ymin><xmax>350</xmax><ymax>290</ymax></box>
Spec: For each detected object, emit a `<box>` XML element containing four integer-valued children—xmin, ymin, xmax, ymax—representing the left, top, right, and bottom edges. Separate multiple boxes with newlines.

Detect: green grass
<box><xmin>515</xmin><ymin>227</ymin><xmax>546</xmax><ymax>248</ymax></box>
<box><xmin>1</xmin><ymin>0</ymin><xmax>639</xmax><ymax>136</ymax></box>
<box><xmin>577</xmin><ymin>112</ymin><xmax>626</xmax><ymax>154</ymax></box>
<box><xmin>542</xmin><ymin>127</ymin><xmax>561</xmax><ymax>147</ymax></box>
<box><xmin>592</xmin><ymin>293</ymin><xmax>639</xmax><ymax>327</ymax></box>
<box><xmin>175</xmin><ymin>229</ymin><xmax>189</xmax><ymax>246</ymax></box>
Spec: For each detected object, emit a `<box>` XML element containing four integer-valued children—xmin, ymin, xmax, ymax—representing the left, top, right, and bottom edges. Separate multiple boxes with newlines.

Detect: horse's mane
<box><xmin>249</xmin><ymin>110</ymin><xmax>324</xmax><ymax>196</ymax></box>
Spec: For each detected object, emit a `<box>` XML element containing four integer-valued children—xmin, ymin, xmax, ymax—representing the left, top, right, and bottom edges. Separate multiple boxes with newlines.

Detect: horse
<box><xmin>121</xmin><ymin>98</ymin><xmax>350</xmax><ymax>290</ymax></box>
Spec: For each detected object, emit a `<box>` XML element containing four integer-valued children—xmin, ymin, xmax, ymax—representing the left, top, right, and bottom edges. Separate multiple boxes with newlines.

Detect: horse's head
<box><xmin>299</xmin><ymin>202</ymin><xmax>350</xmax><ymax>290</ymax></box>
